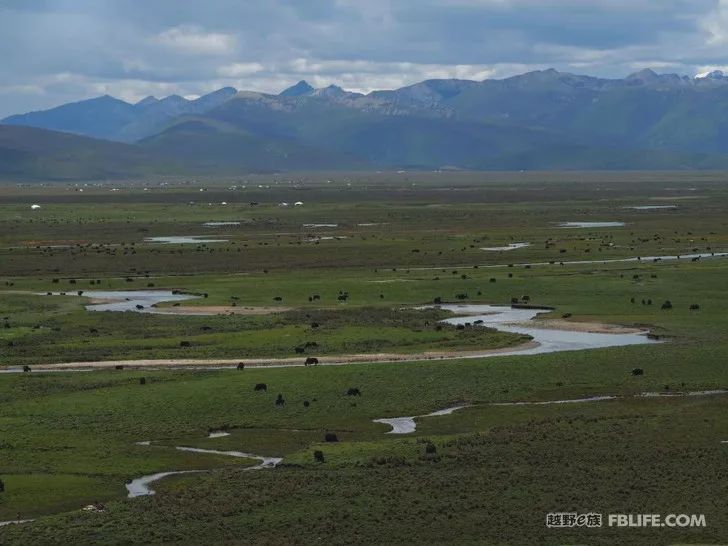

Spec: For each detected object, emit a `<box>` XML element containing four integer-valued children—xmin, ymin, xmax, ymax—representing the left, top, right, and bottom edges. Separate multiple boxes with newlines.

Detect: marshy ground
<box><xmin>1</xmin><ymin>171</ymin><xmax>727</xmax><ymax>544</ymax></box>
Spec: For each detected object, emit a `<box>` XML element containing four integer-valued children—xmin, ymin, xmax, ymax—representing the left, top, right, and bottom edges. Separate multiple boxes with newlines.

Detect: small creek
<box><xmin>126</xmin><ymin>445</ymin><xmax>282</xmax><ymax>498</ymax></box>
<box><xmin>374</xmin><ymin>390</ymin><xmax>728</xmax><ymax>434</ymax></box>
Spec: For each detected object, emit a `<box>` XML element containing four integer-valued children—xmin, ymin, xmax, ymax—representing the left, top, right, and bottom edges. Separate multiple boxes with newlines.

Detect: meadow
<box><xmin>1</xmin><ymin>171</ymin><xmax>727</xmax><ymax>544</ymax></box>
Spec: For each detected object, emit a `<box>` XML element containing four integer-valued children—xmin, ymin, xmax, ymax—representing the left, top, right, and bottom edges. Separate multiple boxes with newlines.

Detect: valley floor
<box><xmin>1</xmin><ymin>172</ymin><xmax>727</xmax><ymax>544</ymax></box>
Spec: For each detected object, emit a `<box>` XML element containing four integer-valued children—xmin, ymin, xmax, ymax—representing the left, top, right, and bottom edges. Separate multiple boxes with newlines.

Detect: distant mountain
<box><xmin>2</xmin><ymin>87</ymin><xmax>238</xmax><ymax>143</ymax></box>
<box><xmin>140</xmin><ymin>115</ymin><xmax>364</xmax><ymax>171</ymax></box>
<box><xmin>0</xmin><ymin>125</ymin><xmax>181</xmax><ymax>180</ymax></box>
<box><xmin>7</xmin><ymin>68</ymin><xmax>728</xmax><ymax>172</ymax></box>
<box><xmin>2</xmin><ymin>95</ymin><xmax>138</xmax><ymax>141</ymax></box>
<box><xmin>114</xmin><ymin>87</ymin><xmax>238</xmax><ymax>142</ymax></box>
<box><xmin>279</xmin><ymin>80</ymin><xmax>314</xmax><ymax>97</ymax></box>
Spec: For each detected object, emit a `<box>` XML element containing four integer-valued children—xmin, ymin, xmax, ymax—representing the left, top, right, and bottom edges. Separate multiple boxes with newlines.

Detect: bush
<box><xmin>425</xmin><ymin>443</ymin><xmax>437</xmax><ymax>454</ymax></box>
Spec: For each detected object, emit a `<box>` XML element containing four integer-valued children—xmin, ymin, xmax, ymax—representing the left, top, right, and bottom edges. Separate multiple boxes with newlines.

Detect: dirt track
<box><xmin>10</xmin><ymin>341</ymin><xmax>542</xmax><ymax>372</ymax></box>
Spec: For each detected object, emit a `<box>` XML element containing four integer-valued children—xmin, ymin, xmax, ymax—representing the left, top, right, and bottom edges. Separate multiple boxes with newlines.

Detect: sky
<box><xmin>2</xmin><ymin>0</ymin><xmax>728</xmax><ymax>117</ymax></box>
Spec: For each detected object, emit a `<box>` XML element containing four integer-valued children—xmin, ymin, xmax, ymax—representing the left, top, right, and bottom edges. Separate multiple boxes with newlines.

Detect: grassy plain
<box><xmin>1</xmin><ymin>171</ymin><xmax>727</xmax><ymax>544</ymax></box>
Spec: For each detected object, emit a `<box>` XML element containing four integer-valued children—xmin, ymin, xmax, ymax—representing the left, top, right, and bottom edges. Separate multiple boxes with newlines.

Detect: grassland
<box><xmin>1</xmin><ymin>172</ymin><xmax>727</xmax><ymax>544</ymax></box>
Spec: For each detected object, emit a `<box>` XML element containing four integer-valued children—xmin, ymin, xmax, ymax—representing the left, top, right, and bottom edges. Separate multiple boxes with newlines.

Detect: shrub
<box><xmin>425</xmin><ymin>443</ymin><xmax>437</xmax><ymax>454</ymax></box>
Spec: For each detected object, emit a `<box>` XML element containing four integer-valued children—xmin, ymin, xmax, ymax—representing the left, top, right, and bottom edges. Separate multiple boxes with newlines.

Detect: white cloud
<box><xmin>217</xmin><ymin>62</ymin><xmax>265</xmax><ymax>77</ymax></box>
<box><xmin>155</xmin><ymin>25</ymin><xmax>237</xmax><ymax>55</ymax></box>
<box><xmin>702</xmin><ymin>0</ymin><xmax>728</xmax><ymax>44</ymax></box>
<box><xmin>1</xmin><ymin>0</ymin><xmax>727</xmax><ymax>117</ymax></box>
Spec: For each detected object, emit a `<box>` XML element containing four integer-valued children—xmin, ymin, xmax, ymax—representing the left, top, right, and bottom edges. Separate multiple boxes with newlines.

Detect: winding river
<box><xmin>435</xmin><ymin>304</ymin><xmax>657</xmax><ymax>356</ymax></box>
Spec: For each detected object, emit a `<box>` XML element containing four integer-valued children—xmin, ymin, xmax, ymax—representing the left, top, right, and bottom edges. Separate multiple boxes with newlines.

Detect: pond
<box><xmin>623</xmin><ymin>205</ymin><xmax>676</xmax><ymax>211</ymax></box>
<box><xmin>144</xmin><ymin>236</ymin><xmax>228</xmax><ymax>244</ymax></box>
<box><xmin>559</xmin><ymin>221</ymin><xmax>626</xmax><ymax>228</ymax></box>
<box><xmin>480</xmin><ymin>243</ymin><xmax>531</xmax><ymax>251</ymax></box>
<box><xmin>44</xmin><ymin>290</ymin><xmax>199</xmax><ymax>313</ymax></box>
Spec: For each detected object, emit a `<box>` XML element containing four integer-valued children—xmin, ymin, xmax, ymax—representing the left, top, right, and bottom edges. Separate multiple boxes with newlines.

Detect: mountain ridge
<box><xmin>6</xmin><ymin>68</ymin><xmax>728</xmax><ymax>174</ymax></box>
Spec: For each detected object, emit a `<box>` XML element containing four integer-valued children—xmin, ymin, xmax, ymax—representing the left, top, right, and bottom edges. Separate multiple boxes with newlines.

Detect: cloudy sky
<box><xmin>2</xmin><ymin>0</ymin><xmax>728</xmax><ymax>116</ymax></box>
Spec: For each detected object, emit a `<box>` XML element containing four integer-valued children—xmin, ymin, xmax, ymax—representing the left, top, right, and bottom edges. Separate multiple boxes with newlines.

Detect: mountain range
<box><xmin>5</xmin><ymin>68</ymin><xmax>728</xmax><ymax>178</ymax></box>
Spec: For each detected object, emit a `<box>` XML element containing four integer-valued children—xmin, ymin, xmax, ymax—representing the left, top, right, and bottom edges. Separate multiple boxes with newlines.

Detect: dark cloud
<box><xmin>0</xmin><ymin>0</ymin><xmax>725</xmax><ymax>116</ymax></box>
